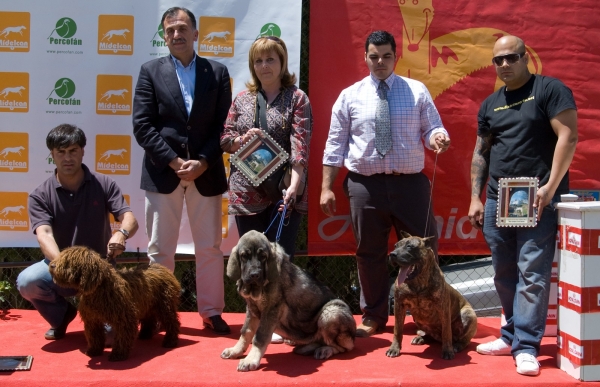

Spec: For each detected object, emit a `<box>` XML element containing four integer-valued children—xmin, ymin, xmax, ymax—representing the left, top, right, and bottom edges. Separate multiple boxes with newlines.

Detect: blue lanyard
<box><xmin>264</xmin><ymin>200</ymin><xmax>288</xmax><ymax>243</ymax></box>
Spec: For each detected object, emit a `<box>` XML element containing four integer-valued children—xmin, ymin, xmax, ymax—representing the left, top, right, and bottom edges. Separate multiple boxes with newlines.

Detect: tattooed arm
<box><xmin>468</xmin><ymin>134</ymin><xmax>491</xmax><ymax>229</ymax></box>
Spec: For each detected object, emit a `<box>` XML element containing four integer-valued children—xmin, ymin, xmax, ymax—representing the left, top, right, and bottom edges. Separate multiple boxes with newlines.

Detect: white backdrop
<box><xmin>0</xmin><ymin>0</ymin><xmax>302</xmax><ymax>255</ymax></box>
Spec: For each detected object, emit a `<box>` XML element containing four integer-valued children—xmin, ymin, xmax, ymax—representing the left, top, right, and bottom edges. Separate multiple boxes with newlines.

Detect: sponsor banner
<box><xmin>558</xmin><ymin>330</ymin><xmax>600</xmax><ymax>367</ymax></box>
<box><xmin>308</xmin><ymin>0</ymin><xmax>600</xmax><ymax>255</ymax></box>
<box><xmin>558</xmin><ymin>281</ymin><xmax>600</xmax><ymax>314</ymax></box>
<box><xmin>95</xmin><ymin>134</ymin><xmax>131</xmax><ymax>175</ymax></box>
<box><xmin>0</xmin><ymin>0</ymin><xmax>302</xmax><ymax>253</ymax></box>
<box><xmin>97</xmin><ymin>15</ymin><xmax>134</xmax><ymax>55</ymax></box>
<box><xmin>198</xmin><ymin>17</ymin><xmax>235</xmax><ymax>57</ymax></box>
<box><xmin>0</xmin><ymin>11</ymin><xmax>30</xmax><ymax>52</ymax></box>
<box><xmin>0</xmin><ymin>192</ymin><xmax>29</xmax><ymax>231</ymax></box>
<box><xmin>0</xmin><ymin>132</ymin><xmax>28</xmax><ymax>172</ymax></box>
<box><xmin>0</xmin><ymin>72</ymin><xmax>29</xmax><ymax>113</ymax></box>
<box><xmin>558</xmin><ymin>225</ymin><xmax>600</xmax><ymax>256</ymax></box>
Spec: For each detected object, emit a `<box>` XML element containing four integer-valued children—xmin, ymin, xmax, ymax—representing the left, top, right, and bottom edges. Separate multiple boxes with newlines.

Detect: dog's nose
<box><xmin>249</xmin><ymin>271</ymin><xmax>261</xmax><ymax>281</ymax></box>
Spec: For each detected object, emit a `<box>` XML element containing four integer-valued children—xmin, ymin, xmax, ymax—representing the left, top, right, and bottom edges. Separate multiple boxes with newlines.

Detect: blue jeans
<box><xmin>235</xmin><ymin>204</ymin><xmax>303</xmax><ymax>261</ymax></box>
<box><xmin>17</xmin><ymin>259</ymin><xmax>78</xmax><ymax>328</ymax></box>
<box><xmin>483</xmin><ymin>197</ymin><xmax>558</xmax><ymax>357</ymax></box>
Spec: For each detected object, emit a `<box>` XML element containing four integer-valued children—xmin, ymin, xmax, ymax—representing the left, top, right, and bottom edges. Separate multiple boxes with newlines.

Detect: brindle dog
<box><xmin>386</xmin><ymin>232</ymin><xmax>477</xmax><ymax>360</ymax></box>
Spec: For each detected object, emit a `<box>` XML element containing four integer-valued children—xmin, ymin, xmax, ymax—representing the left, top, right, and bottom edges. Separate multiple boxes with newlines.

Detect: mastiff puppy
<box><xmin>386</xmin><ymin>232</ymin><xmax>477</xmax><ymax>360</ymax></box>
<box><xmin>221</xmin><ymin>230</ymin><xmax>356</xmax><ymax>372</ymax></box>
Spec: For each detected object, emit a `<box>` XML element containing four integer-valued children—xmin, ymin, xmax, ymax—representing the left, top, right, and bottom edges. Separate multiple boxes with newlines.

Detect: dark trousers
<box><xmin>344</xmin><ymin>171</ymin><xmax>439</xmax><ymax>326</ymax></box>
<box><xmin>235</xmin><ymin>204</ymin><xmax>303</xmax><ymax>260</ymax></box>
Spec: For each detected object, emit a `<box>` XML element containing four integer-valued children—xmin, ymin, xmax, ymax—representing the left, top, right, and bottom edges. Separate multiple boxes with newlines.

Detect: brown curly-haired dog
<box><xmin>49</xmin><ymin>246</ymin><xmax>181</xmax><ymax>361</ymax></box>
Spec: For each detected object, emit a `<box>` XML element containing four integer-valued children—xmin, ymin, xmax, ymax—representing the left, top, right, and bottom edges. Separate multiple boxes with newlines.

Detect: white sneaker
<box><xmin>271</xmin><ymin>333</ymin><xmax>284</xmax><ymax>344</ymax></box>
<box><xmin>476</xmin><ymin>338</ymin><xmax>511</xmax><ymax>355</ymax></box>
<box><xmin>515</xmin><ymin>353</ymin><xmax>540</xmax><ymax>376</ymax></box>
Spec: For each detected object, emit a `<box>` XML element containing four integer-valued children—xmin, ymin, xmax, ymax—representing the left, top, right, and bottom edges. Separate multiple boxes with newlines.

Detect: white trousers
<box><xmin>145</xmin><ymin>180</ymin><xmax>224</xmax><ymax>318</ymax></box>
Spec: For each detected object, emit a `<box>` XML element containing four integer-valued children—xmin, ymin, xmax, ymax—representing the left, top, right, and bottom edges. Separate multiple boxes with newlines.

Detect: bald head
<box><xmin>493</xmin><ymin>35</ymin><xmax>525</xmax><ymax>57</ymax></box>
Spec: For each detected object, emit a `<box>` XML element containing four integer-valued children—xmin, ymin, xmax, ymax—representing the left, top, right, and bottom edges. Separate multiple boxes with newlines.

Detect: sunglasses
<box><xmin>255</xmin><ymin>35</ymin><xmax>282</xmax><ymax>44</ymax></box>
<box><xmin>492</xmin><ymin>52</ymin><xmax>525</xmax><ymax>66</ymax></box>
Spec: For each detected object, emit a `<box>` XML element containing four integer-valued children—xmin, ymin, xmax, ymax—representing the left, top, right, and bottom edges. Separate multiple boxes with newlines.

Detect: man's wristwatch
<box><xmin>117</xmin><ymin>229</ymin><xmax>129</xmax><ymax>239</ymax></box>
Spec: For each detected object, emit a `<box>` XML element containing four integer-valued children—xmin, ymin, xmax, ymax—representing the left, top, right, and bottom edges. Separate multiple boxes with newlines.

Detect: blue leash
<box><xmin>264</xmin><ymin>200</ymin><xmax>289</xmax><ymax>243</ymax></box>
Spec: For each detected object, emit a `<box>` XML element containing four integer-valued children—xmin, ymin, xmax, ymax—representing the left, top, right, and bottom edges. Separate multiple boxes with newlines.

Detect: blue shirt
<box><xmin>323</xmin><ymin>74</ymin><xmax>448</xmax><ymax>175</ymax></box>
<box><xmin>170</xmin><ymin>54</ymin><xmax>196</xmax><ymax>116</ymax></box>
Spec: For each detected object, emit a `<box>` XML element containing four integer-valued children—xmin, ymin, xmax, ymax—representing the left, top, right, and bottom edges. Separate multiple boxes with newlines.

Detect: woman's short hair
<box><xmin>246</xmin><ymin>36</ymin><xmax>296</xmax><ymax>92</ymax></box>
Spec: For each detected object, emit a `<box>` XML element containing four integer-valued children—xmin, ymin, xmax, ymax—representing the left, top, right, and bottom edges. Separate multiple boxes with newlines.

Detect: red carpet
<box><xmin>0</xmin><ymin>310</ymin><xmax>595</xmax><ymax>387</ymax></box>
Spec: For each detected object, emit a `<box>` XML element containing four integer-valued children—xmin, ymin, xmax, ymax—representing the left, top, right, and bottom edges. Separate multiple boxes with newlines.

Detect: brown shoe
<box><xmin>356</xmin><ymin>318</ymin><xmax>380</xmax><ymax>338</ymax></box>
<box><xmin>203</xmin><ymin>315</ymin><xmax>231</xmax><ymax>335</ymax></box>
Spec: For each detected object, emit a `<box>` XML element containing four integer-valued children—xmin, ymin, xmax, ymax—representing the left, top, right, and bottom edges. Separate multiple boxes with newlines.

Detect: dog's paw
<box><xmin>314</xmin><ymin>346</ymin><xmax>334</xmax><ymax>360</ymax></box>
<box><xmin>237</xmin><ymin>357</ymin><xmax>260</xmax><ymax>372</ymax></box>
<box><xmin>162</xmin><ymin>337</ymin><xmax>178</xmax><ymax>348</ymax></box>
<box><xmin>221</xmin><ymin>347</ymin><xmax>243</xmax><ymax>359</ymax></box>
<box><xmin>385</xmin><ymin>344</ymin><xmax>401</xmax><ymax>358</ymax></box>
<box><xmin>441</xmin><ymin>350</ymin><xmax>455</xmax><ymax>360</ymax></box>
<box><xmin>411</xmin><ymin>336</ymin><xmax>426</xmax><ymax>345</ymax></box>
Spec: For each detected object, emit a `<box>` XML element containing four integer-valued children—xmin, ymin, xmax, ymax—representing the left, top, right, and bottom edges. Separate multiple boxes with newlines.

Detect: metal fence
<box><xmin>0</xmin><ymin>0</ymin><xmax>499</xmax><ymax>317</ymax></box>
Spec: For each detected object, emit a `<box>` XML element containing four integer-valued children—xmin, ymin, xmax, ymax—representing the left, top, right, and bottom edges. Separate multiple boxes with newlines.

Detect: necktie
<box><xmin>375</xmin><ymin>81</ymin><xmax>391</xmax><ymax>157</ymax></box>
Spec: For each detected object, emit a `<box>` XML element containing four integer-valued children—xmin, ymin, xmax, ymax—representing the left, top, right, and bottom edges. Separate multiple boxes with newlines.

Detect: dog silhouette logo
<box><xmin>96</xmin><ymin>75</ymin><xmax>132</xmax><ymax>115</ymax></box>
<box><xmin>97</xmin><ymin>15</ymin><xmax>134</xmax><ymax>55</ymax></box>
<box><xmin>198</xmin><ymin>16</ymin><xmax>235</xmax><ymax>57</ymax></box>
<box><xmin>95</xmin><ymin>134</ymin><xmax>131</xmax><ymax>175</ymax></box>
<box><xmin>256</xmin><ymin>23</ymin><xmax>281</xmax><ymax>39</ymax></box>
<box><xmin>0</xmin><ymin>132</ymin><xmax>28</xmax><ymax>172</ymax></box>
<box><xmin>0</xmin><ymin>11</ymin><xmax>30</xmax><ymax>52</ymax></box>
<box><xmin>0</xmin><ymin>192</ymin><xmax>29</xmax><ymax>231</ymax></box>
<box><xmin>0</xmin><ymin>72</ymin><xmax>29</xmax><ymax>112</ymax></box>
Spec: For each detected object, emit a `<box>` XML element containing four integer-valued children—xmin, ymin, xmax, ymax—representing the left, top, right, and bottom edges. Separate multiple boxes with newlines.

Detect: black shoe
<box><xmin>203</xmin><ymin>315</ymin><xmax>231</xmax><ymax>335</ymax></box>
<box><xmin>44</xmin><ymin>303</ymin><xmax>77</xmax><ymax>340</ymax></box>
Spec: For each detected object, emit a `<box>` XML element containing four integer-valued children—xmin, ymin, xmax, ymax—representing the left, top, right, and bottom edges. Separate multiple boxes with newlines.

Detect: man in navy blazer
<box><xmin>133</xmin><ymin>6</ymin><xmax>232</xmax><ymax>334</ymax></box>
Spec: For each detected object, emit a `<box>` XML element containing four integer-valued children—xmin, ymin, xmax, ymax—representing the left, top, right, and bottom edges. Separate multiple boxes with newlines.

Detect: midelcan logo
<box><xmin>48</xmin><ymin>18</ymin><xmax>81</xmax><ymax>45</ymax></box>
<box><xmin>0</xmin><ymin>132</ymin><xmax>28</xmax><ymax>172</ymax></box>
<box><xmin>0</xmin><ymin>72</ymin><xmax>29</xmax><ymax>112</ymax></box>
<box><xmin>256</xmin><ymin>23</ymin><xmax>281</xmax><ymax>39</ymax></box>
<box><xmin>95</xmin><ymin>134</ymin><xmax>131</xmax><ymax>175</ymax></box>
<box><xmin>47</xmin><ymin>78</ymin><xmax>80</xmax><ymax>106</ymax></box>
<box><xmin>0</xmin><ymin>192</ymin><xmax>29</xmax><ymax>231</ymax></box>
<box><xmin>0</xmin><ymin>12</ymin><xmax>30</xmax><ymax>52</ymax></box>
<box><xmin>96</xmin><ymin>74</ymin><xmax>132</xmax><ymax>115</ymax></box>
<box><xmin>198</xmin><ymin>17</ymin><xmax>235</xmax><ymax>57</ymax></box>
<box><xmin>150</xmin><ymin>23</ymin><xmax>165</xmax><ymax>47</ymax></box>
<box><xmin>97</xmin><ymin>15</ymin><xmax>134</xmax><ymax>55</ymax></box>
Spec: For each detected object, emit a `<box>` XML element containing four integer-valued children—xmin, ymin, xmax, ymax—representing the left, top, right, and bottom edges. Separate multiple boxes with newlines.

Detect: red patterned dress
<box><xmin>221</xmin><ymin>86</ymin><xmax>312</xmax><ymax>215</ymax></box>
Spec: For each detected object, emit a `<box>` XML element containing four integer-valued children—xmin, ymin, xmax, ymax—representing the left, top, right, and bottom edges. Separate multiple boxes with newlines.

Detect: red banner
<box><xmin>307</xmin><ymin>0</ymin><xmax>600</xmax><ymax>255</ymax></box>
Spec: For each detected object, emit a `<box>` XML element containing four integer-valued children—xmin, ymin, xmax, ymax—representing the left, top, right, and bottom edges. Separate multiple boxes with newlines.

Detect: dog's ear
<box><xmin>226</xmin><ymin>245</ymin><xmax>241</xmax><ymax>281</ymax></box>
<box><xmin>266</xmin><ymin>242</ymin><xmax>282</xmax><ymax>284</ymax></box>
<box><xmin>399</xmin><ymin>230</ymin><xmax>412</xmax><ymax>240</ymax></box>
<box><xmin>422</xmin><ymin>236</ymin><xmax>435</xmax><ymax>249</ymax></box>
<box><xmin>78</xmin><ymin>248</ymin><xmax>107</xmax><ymax>294</ymax></box>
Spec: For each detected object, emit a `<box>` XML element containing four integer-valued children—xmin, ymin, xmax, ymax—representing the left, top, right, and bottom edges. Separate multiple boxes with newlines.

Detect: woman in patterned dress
<box><xmin>220</xmin><ymin>36</ymin><xmax>313</xmax><ymax>260</ymax></box>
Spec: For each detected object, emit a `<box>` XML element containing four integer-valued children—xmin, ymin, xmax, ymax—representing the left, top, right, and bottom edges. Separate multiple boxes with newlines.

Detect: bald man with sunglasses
<box><xmin>468</xmin><ymin>35</ymin><xmax>578</xmax><ymax>376</ymax></box>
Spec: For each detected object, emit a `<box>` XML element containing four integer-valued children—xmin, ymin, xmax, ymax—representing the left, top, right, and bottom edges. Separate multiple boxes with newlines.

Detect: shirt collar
<box><xmin>52</xmin><ymin>163</ymin><xmax>92</xmax><ymax>190</ymax></box>
<box><xmin>170</xmin><ymin>54</ymin><xmax>196</xmax><ymax>70</ymax></box>
<box><xmin>369</xmin><ymin>73</ymin><xmax>395</xmax><ymax>90</ymax></box>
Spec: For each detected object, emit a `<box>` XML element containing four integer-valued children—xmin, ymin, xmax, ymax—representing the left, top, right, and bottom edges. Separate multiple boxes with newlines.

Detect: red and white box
<box><xmin>556</xmin><ymin>201</ymin><xmax>600</xmax><ymax>381</ymax></box>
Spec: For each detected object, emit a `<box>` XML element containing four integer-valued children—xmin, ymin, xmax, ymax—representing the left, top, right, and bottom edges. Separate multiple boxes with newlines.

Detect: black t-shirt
<box><xmin>28</xmin><ymin>164</ymin><xmax>130</xmax><ymax>255</ymax></box>
<box><xmin>478</xmin><ymin>75</ymin><xmax>577</xmax><ymax>200</ymax></box>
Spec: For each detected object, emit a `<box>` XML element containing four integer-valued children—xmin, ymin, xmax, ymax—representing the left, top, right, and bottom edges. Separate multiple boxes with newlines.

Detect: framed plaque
<box><xmin>0</xmin><ymin>356</ymin><xmax>33</xmax><ymax>371</ymax></box>
<box><xmin>230</xmin><ymin>133</ymin><xmax>289</xmax><ymax>187</ymax></box>
<box><xmin>497</xmin><ymin>177</ymin><xmax>539</xmax><ymax>227</ymax></box>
